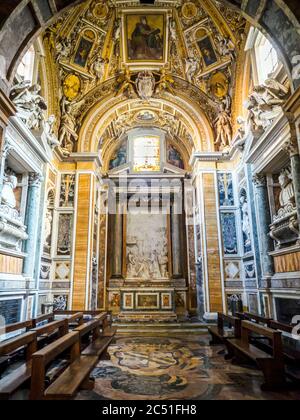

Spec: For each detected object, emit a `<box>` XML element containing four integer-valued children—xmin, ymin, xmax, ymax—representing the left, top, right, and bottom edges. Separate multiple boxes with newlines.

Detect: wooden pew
<box><xmin>32</xmin><ymin>313</ymin><xmax>55</xmax><ymax>328</ymax></box>
<box><xmin>228</xmin><ymin>320</ymin><xmax>286</xmax><ymax>390</ymax></box>
<box><xmin>31</xmin><ymin>319</ymin><xmax>69</xmax><ymax>348</ymax></box>
<box><xmin>2</xmin><ymin>320</ymin><xmax>34</xmax><ymax>335</ymax></box>
<box><xmin>236</xmin><ymin>312</ymin><xmax>272</xmax><ymax>327</ymax></box>
<box><xmin>93</xmin><ymin>312</ymin><xmax>116</xmax><ymax>337</ymax></box>
<box><xmin>208</xmin><ymin>313</ymin><xmax>241</xmax><ymax>347</ymax></box>
<box><xmin>73</xmin><ymin>318</ymin><xmax>114</xmax><ymax>358</ymax></box>
<box><xmin>30</xmin><ymin>331</ymin><xmax>98</xmax><ymax>400</ymax></box>
<box><xmin>0</xmin><ymin>332</ymin><xmax>37</xmax><ymax>400</ymax></box>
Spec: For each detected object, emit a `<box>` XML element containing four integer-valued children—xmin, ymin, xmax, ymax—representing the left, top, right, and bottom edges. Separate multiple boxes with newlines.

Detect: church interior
<box><xmin>1</xmin><ymin>0</ymin><xmax>300</xmax><ymax>401</ymax></box>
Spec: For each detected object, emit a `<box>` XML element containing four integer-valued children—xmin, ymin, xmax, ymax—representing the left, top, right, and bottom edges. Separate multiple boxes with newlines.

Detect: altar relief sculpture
<box><xmin>126</xmin><ymin>214</ymin><xmax>169</xmax><ymax>280</ymax></box>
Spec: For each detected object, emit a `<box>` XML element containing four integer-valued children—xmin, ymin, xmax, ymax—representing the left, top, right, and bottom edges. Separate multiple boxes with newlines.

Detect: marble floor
<box><xmin>76</xmin><ymin>334</ymin><xmax>300</xmax><ymax>400</ymax></box>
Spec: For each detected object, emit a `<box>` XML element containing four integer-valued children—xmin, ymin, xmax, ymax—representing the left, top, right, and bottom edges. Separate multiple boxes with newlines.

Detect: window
<box><xmin>255</xmin><ymin>35</ymin><xmax>279</xmax><ymax>84</ymax></box>
<box><xmin>133</xmin><ymin>136</ymin><xmax>161</xmax><ymax>173</ymax></box>
<box><xmin>16</xmin><ymin>45</ymin><xmax>35</xmax><ymax>83</ymax></box>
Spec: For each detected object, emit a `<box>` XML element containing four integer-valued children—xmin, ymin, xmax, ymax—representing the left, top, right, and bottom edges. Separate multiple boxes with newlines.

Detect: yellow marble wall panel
<box><xmin>203</xmin><ymin>173</ymin><xmax>223</xmax><ymax>313</ymax></box>
<box><xmin>274</xmin><ymin>252</ymin><xmax>300</xmax><ymax>273</ymax></box>
<box><xmin>0</xmin><ymin>254</ymin><xmax>23</xmax><ymax>274</ymax></box>
<box><xmin>72</xmin><ymin>174</ymin><xmax>93</xmax><ymax>310</ymax></box>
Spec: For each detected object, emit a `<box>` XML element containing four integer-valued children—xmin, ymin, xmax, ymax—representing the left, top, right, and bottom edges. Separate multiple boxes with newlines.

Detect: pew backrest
<box><xmin>3</xmin><ymin>320</ymin><xmax>34</xmax><ymax>335</ymax></box>
<box><xmin>32</xmin><ymin>313</ymin><xmax>55</xmax><ymax>328</ymax></box>
<box><xmin>0</xmin><ymin>331</ymin><xmax>37</xmax><ymax>361</ymax></box>
<box><xmin>31</xmin><ymin>319</ymin><xmax>69</xmax><ymax>338</ymax></box>
<box><xmin>241</xmin><ymin>321</ymin><xmax>283</xmax><ymax>359</ymax></box>
<box><xmin>30</xmin><ymin>331</ymin><xmax>80</xmax><ymax>400</ymax></box>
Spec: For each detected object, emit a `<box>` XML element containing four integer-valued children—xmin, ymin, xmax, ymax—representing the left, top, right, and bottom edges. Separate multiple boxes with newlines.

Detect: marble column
<box><xmin>253</xmin><ymin>174</ymin><xmax>274</xmax><ymax>278</ymax></box>
<box><xmin>111</xmin><ymin>202</ymin><xmax>123</xmax><ymax>278</ymax></box>
<box><xmin>23</xmin><ymin>173</ymin><xmax>43</xmax><ymax>277</ymax></box>
<box><xmin>171</xmin><ymin>211</ymin><xmax>183</xmax><ymax>278</ymax></box>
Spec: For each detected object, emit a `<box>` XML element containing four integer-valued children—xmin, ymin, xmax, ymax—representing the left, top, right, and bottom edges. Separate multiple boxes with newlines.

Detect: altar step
<box><xmin>113</xmin><ymin>321</ymin><xmax>210</xmax><ymax>336</ymax></box>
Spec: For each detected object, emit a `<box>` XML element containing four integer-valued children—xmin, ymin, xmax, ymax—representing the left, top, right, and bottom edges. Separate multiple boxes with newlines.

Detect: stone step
<box><xmin>113</xmin><ymin>322</ymin><xmax>210</xmax><ymax>335</ymax></box>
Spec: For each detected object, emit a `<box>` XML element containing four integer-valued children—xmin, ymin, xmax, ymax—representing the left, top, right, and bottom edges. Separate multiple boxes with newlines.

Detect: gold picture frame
<box><xmin>121</xmin><ymin>9</ymin><xmax>169</xmax><ymax>68</ymax></box>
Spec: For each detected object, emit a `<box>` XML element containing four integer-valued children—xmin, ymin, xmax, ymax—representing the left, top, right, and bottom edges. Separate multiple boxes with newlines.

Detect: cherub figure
<box><xmin>155</xmin><ymin>69</ymin><xmax>175</xmax><ymax>95</ymax></box>
<box><xmin>114</xmin><ymin>69</ymin><xmax>136</xmax><ymax>97</ymax></box>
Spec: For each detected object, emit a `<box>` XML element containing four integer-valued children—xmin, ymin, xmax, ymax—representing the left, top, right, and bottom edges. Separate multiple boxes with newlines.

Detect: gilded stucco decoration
<box><xmin>40</xmin><ymin>0</ymin><xmax>248</xmax><ymax>157</ymax></box>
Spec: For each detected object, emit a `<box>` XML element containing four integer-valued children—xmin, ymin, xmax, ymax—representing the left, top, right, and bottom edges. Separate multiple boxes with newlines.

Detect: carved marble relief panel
<box><xmin>220</xmin><ymin>212</ymin><xmax>238</xmax><ymax>255</ymax></box>
<box><xmin>59</xmin><ymin>174</ymin><xmax>75</xmax><ymax>208</ymax></box>
<box><xmin>218</xmin><ymin>173</ymin><xmax>234</xmax><ymax>207</ymax></box>
<box><xmin>56</xmin><ymin>213</ymin><xmax>73</xmax><ymax>256</ymax></box>
<box><xmin>126</xmin><ymin>213</ymin><xmax>169</xmax><ymax>280</ymax></box>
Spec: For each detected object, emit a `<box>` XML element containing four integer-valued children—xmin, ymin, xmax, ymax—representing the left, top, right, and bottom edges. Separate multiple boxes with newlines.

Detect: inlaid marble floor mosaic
<box><xmin>76</xmin><ymin>335</ymin><xmax>300</xmax><ymax>400</ymax></box>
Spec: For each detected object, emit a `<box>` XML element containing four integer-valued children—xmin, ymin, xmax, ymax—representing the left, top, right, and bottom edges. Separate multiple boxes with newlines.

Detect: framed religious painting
<box><xmin>121</xmin><ymin>9</ymin><xmax>169</xmax><ymax>67</ymax></box>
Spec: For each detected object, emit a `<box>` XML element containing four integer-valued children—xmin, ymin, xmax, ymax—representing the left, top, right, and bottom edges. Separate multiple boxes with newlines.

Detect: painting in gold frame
<box><xmin>122</xmin><ymin>11</ymin><xmax>168</xmax><ymax>64</ymax></box>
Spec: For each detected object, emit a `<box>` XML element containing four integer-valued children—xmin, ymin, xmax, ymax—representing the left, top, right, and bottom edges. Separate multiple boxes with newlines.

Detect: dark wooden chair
<box><xmin>30</xmin><ymin>331</ymin><xmax>98</xmax><ymax>400</ymax></box>
<box><xmin>228</xmin><ymin>320</ymin><xmax>286</xmax><ymax>390</ymax></box>
<box><xmin>0</xmin><ymin>332</ymin><xmax>37</xmax><ymax>400</ymax></box>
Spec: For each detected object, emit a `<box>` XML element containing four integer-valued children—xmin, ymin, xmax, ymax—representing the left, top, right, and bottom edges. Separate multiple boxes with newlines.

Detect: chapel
<box><xmin>0</xmin><ymin>0</ymin><xmax>300</xmax><ymax>401</ymax></box>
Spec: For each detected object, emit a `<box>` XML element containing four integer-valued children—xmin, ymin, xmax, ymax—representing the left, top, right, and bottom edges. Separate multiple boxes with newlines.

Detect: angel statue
<box><xmin>184</xmin><ymin>57</ymin><xmax>199</xmax><ymax>84</ymax></box>
<box><xmin>89</xmin><ymin>56</ymin><xmax>107</xmax><ymax>81</ymax></box>
<box><xmin>10</xmin><ymin>82</ymin><xmax>47</xmax><ymax>130</ymax></box>
<box><xmin>114</xmin><ymin>69</ymin><xmax>136</xmax><ymax>97</ymax></box>
<box><xmin>42</xmin><ymin>115</ymin><xmax>60</xmax><ymax>149</ymax></box>
<box><xmin>155</xmin><ymin>69</ymin><xmax>175</xmax><ymax>96</ymax></box>
<box><xmin>58</xmin><ymin>96</ymin><xmax>84</xmax><ymax>156</ymax></box>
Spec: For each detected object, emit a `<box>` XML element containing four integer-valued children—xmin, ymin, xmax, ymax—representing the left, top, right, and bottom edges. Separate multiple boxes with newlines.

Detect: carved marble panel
<box><xmin>59</xmin><ymin>174</ymin><xmax>75</xmax><ymax>208</ymax></box>
<box><xmin>218</xmin><ymin>173</ymin><xmax>234</xmax><ymax>207</ymax></box>
<box><xmin>221</xmin><ymin>212</ymin><xmax>238</xmax><ymax>255</ymax></box>
<box><xmin>56</xmin><ymin>214</ymin><xmax>73</xmax><ymax>256</ymax></box>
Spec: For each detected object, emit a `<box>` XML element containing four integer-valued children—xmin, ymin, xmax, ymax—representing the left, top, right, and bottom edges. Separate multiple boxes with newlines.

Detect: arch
<box><xmin>0</xmin><ymin>0</ymin><xmax>300</xmax><ymax>91</ymax></box>
<box><xmin>77</xmin><ymin>91</ymin><xmax>215</xmax><ymax>155</ymax></box>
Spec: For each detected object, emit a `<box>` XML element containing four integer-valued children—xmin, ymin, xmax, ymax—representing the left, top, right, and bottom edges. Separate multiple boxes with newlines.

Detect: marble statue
<box><xmin>233</xmin><ymin>116</ymin><xmax>247</xmax><ymax>151</ymax></box>
<box><xmin>214</xmin><ymin>102</ymin><xmax>232</xmax><ymax>150</ymax></box>
<box><xmin>90</xmin><ymin>56</ymin><xmax>106</xmax><ymax>81</ymax></box>
<box><xmin>169</xmin><ymin>19</ymin><xmax>177</xmax><ymax>43</ymax></box>
<box><xmin>44</xmin><ymin>207</ymin><xmax>53</xmax><ymax>247</ymax></box>
<box><xmin>42</xmin><ymin>115</ymin><xmax>60</xmax><ymax>149</ymax></box>
<box><xmin>240</xmin><ymin>195</ymin><xmax>251</xmax><ymax>249</ymax></box>
<box><xmin>245</xmin><ymin>78</ymin><xmax>289</xmax><ymax>135</ymax></box>
<box><xmin>136</xmin><ymin>71</ymin><xmax>156</xmax><ymax>101</ymax></box>
<box><xmin>113</xmin><ymin>19</ymin><xmax>121</xmax><ymax>57</ymax></box>
<box><xmin>1</xmin><ymin>173</ymin><xmax>17</xmax><ymax>209</ymax></box>
<box><xmin>56</xmin><ymin>38</ymin><xmax>72</xmax><ymax>60</ymax></box>
<box><xmin>11</xmin><ymin>82</ymin><xmax>47</xmax><ymax>130</ymax></box>
<box><xmin>58</xmin><ymin>96</ymin><xmax>82</xmax><ymax>156</ymax></box>
<box><xmin>278</xmin><ymin>169</ymin><xmax>295</xmax><ymax>209</ymax></box>
<box><xmin>216</xmin><ymin>36</ymin><xmax>235</xmax><ymax>61</ymax></box>
<box><xmin>184</xmin><ymin>57</ymin><xmax>199</xmax><ymax>84</ymax></box>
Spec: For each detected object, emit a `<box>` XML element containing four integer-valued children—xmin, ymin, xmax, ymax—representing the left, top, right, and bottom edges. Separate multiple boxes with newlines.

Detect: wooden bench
<box><xmin>2</xmin><ymin>320</ymin><xmax>34</xmax><ymax>335</ymax></box>
<box><xmin>228</xmin><ymin>320</ymin><xmax>286</xmax><ymax>390</ymax></box>
<box><xmin>236</xmin><ymin>312</ymin><xmax>272</xmax><ymax>327</ymax></box>
<box><xmin>74</xmin><ymin>318</ymin><xmax>115</xmax><ymax>359</ymax></box>
<box><xmin>30</xmin><ymin>331</ymin><xmax>98</xmax><ymax>400</ymax></box>
<box><xmin>54</xmin><ymin>312</ymin><xmax>84</xmax><ymax>329</ymax></box>
<box><xmin>31</xmin><ymin>319</ymin><xmax>69</xmax><ymax>348</ymax></box>
<box><xmin>208</xmin><ymin>313</ymin><xmax>241</xmax><ymax>348</ymax></box>
<box><xmin>32</xmin><ymin>313</ymin><xmax>55</xmax><ymax>329</ymax></box>
<box><xmin>0</xmin><ymin>332</ymin><xmax>37</xmax><ymax>400</ymax></box>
